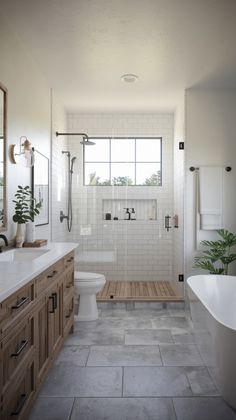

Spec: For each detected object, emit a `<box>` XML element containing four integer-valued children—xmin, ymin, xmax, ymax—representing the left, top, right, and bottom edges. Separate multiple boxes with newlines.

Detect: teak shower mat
<box><xmin>96</xmin><ymin>281</ymin><xmax>183</xmax><ymax>302</ymax></box>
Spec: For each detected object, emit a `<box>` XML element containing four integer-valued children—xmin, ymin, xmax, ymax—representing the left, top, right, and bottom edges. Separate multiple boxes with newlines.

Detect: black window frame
<box><xmin>83</xmin><ymin>137</ymin><xmax>162</xmax><ymax>186</ymax></box>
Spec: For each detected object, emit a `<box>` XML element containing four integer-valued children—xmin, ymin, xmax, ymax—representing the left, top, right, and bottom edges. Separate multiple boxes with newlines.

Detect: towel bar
<box><xmin>189</xmin><ymin>166</ymin><xmax>232</xmax><ymax>172</ymax></box>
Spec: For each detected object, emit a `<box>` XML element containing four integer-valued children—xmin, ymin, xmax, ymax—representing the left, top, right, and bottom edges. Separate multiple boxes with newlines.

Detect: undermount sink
<box><xmin>0</xmin><ymin>248</ymin><xmax>49</xmax><ymax>262</ymax></box>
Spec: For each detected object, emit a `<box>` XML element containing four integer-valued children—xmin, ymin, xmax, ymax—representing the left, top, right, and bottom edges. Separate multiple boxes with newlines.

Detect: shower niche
<box><xmin>103</xmin><ymin>199</ymin><xmax>157</xmax><ymax>221</ymax></box>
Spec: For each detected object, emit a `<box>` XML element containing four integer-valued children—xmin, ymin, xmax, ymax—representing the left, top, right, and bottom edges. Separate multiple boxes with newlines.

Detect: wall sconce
<box><xmin>10</xmin><ymin>136</ymin><xmax>35</xmax><ymax>167</ymax></box>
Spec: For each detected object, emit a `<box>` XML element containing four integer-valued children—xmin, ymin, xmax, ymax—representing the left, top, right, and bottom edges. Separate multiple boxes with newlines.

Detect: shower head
<box><xmin>56</xmin><ymin>131</ymin><xmax>94</xmax><ymax>146</ymax></box>
<box><xmin>80</xmin><ymin>135</ymin><xmax>95</xmax><ymax>146</ymax></box>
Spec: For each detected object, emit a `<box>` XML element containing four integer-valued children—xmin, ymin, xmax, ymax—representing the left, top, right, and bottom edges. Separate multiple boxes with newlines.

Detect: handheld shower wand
<box><xmin>60</xmin><ymin>151</ymin><xmax>77</xmax><ymax>232</ymax></box>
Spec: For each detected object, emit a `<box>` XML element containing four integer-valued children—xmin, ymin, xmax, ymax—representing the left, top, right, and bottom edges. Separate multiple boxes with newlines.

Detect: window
<box><xmin>84</xmin><ymin>137</ymin><xmax>162</xmax><ymax>186</ymax></box>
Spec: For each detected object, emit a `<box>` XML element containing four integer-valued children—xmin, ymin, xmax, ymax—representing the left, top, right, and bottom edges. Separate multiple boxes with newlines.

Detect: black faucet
<box><xmin>0</xmin><ymin>234</ymin><xmax>8</xmax><ymax>253</ymax></box>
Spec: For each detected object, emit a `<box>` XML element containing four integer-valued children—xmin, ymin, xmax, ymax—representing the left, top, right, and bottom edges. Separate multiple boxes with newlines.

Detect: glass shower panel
<box><xmin>52</xmin><ymin>133</ymin><xmax>176</xmax><ymax>295</ymax></box>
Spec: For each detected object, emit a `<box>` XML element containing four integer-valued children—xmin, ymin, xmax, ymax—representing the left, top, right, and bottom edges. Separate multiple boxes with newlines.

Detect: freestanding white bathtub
<box><xmin>187</xmin><ymin>275</ymin><xmax>236</xmax><ymax>409</ymax></box>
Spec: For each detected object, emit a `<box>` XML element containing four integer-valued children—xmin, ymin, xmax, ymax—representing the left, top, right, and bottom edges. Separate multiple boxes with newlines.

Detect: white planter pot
<box><xmin>25</xmin><ymin>221</ymin><xmax>35</xmax><ymax>243</ymax></box>
<box><xmin>15</xmin><ymin>223</ymin><xmax>25</xmax><ymax>248</ymax></box>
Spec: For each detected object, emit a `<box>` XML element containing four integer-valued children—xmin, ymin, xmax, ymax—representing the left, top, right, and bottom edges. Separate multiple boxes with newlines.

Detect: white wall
<box><xmin>173</xmin><ymin>99</ymin><xmax>185</xmax><ymax>296</ymax></box>
<box><xmin>66</xmin><ymin>113</ymin><xmax>175</xmax><ymax>283</ymax></box>
<box><xmin>185</xmin><ymin>88</ymin><xmax>236</xmax><ymax>278</ymax></box>
<box><xmin>0</xmin><ymin>15</ymin><xmax>51</xmax><ymax>241</ymax></box>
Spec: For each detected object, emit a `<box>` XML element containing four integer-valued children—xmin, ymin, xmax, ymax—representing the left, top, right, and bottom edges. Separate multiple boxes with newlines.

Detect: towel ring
<box><xmin>189</xmin><ymin>166</ymin><xmax>232</xmax><ymax>172</ymax></box>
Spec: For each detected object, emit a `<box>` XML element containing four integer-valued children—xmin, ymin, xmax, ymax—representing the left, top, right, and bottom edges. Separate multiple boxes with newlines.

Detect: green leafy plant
<box><xmin>194</xmin><ymin>229</ymin><xmax>236</xmax><ymax>275</ymax></box>
<box><xmin>12</xmin><ymin>185</ymin><xmax>42</xmax><ymax>224</ymax></box>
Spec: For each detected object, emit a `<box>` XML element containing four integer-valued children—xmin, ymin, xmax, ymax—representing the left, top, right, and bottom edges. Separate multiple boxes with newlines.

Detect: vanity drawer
<box><xmin>63</xmin><ymin>269</ymin><xmax>74</xmax><ymax>297</ymax></box>
<box><xmin>63</xmin><ymin>294</ymin><xmax>74</xmax><ymax>335</ymax></box>
<box><xmin>0</xmin><ymin>281</ymin><xmax>34</xmax><ymax>332</ymax></box>
<box><xmin>64</xmin><ymin>251</ymin><xmax>75</xmax><ymax>270</ymax></box>
<box><xmin>35</xmin><ymin>259</ymin><xmax>64</xmax><ymax>297</ymax></box>
<box><xmin>1</xmin><ymin>315</ymin><xmax>34</xmax><ymax>392</ymax></box>
<box><xmin>1</xmin><ymin>357</ymin><xmax>35</xmax><ymax>420</ymax></box>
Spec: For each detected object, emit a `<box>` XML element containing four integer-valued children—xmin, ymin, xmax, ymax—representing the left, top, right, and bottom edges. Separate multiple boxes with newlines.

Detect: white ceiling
<box><xmin>1</xmin><ymin>0</ymin><xmax>236</xmax><ymax>112</ymax></box>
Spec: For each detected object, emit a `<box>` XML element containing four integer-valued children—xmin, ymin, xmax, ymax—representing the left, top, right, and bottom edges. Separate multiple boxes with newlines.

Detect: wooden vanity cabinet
<box><xmin>0</xmin><ymin>251</ymin><xmax>75</xmax><ymax>419</ymax></box>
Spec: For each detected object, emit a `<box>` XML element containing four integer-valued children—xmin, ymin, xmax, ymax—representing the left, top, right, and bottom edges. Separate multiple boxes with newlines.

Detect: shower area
<box><xmin>51</xmin><ymin>112</ymin><xmax>184</xmax><ymax>302</ymax></box>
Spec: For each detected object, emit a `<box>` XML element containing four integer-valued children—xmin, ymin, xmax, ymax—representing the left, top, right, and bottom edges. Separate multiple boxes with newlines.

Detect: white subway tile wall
<box><xmin>59</xmin><ymin>113</ymin><xmax>175</xmax><ymax>283</ymax></box>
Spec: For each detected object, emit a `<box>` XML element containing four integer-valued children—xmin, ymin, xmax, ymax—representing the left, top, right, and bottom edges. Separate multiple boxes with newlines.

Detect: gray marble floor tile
<box><xmin>184</xmin><ymin>366</ymin><xmax>219</xmax><ymax>395</ymax></box>
<box><xmin>64</xmin><ymin>329</ymin><xmax>125</xmax><ymax>346</ymax></box>
<box><xmin>159</xmin><ymin>344</ymin><xmax>203</xmax><ymax>366</ymax></box>
<box><xmin>40</xmin><ymin>365</ymin><xmax>122</xmax><ymax>397</ymax></box>
<box><xmin>125</xmin><ymin>329</ymin><xmax>174</xmax><ymax>345</ymax></box>
<box><xmin>28</xmin><ymin>397</ymin><xmax>74</xmax><ymax>420</ymax></box>
<box><xmin>134</xmin><ymin>302</ymin><xmax>167</xmax><ymax>310</ymax></box>
<box><xmin>171</xmin><ymin>329</ymin><xmax>195</xmax><ymax>344</ymax></box>
<box><xmin>55</xmin><ymin>346</ymin><xmax>90</xmax><ymax>367</ymax></box>
<box><xmin>74</xmin><ymin>317</ymin><xmax>152</xmax><ymax>331</ymax></box>
<box><xmin>100</xmin><ymin>309</ymin><xmax>170</xmax><ymax>319</ymax></box>
<box><xmin>70</xmin><ymin>397</ymin><xmax>176</xmax><ymax>420</ymax></box>
<box><xmin>168</xmin><ymin>309</ymin><xmax>189</xmax><ymax>317</ymax></box>
<box><xmin>167</xmin><ymin>302</ymin><xmax>185</xmax><ymax>309</ymax></box>
<box><xmin>97</xmin><ymin>302</ymin><xmax>127</xmax><ymax>310</ymax></box>
<box><xmin>151</xmin><ymin>316</ymin><xmax>191</xmax><ymax>330</ymax></box>
<box><xmin>173</xmin><ymin>397</ymin><xmax>236</xmax><ymax>420</ymax></box>
<box><xmin>123</xmin><ymin>366</ymin><xmax>192</xmax><ymax>397</ymax></box>
<box><xmin>87</xmin><ymin>345</ymin><xmax>162</xmax><ymax>366</ymax></box>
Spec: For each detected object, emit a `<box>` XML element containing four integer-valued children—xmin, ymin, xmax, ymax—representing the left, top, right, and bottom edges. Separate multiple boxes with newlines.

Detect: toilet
<box><xmin>74</xmin><ymin>271</ymin><xmax>106</xmax><ymax>321</ymax></box>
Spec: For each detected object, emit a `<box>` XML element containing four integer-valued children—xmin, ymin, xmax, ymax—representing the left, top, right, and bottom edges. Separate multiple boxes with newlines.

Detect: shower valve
<box><xmin>164</xmin><ymin>215</ymin><xmax>171</xmax><ymax>232</ymax></box>
<box><xmin>60</xmin><ymin>210</ymin><xmax>69</xmax><ymax>223</ymax></box>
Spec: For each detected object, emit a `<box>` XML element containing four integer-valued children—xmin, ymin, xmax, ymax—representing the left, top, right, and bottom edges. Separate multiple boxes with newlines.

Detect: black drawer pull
<box><xmin>49</xmin><ymin>295</ymin><xmax>55</xmax><ymax>313</ymax></box>
<box><xmin>52</xmin><ymin>292</ymin><xmax>58</xmax><ymax>310</ymax></box>
<box><xmin>47</xmin><ymin>270</ymin><xmax>57</xmax><ymax>279</ymax></box>
<box><xmin>66</xmin><ymin>282</ymin><xmax>73</xmax><ymax>289</ymax></box>
<box><xmin>11</xmin><ymin>296</ymin><xmax>30</xmax><ymax>310</ymax></box>
<box><xmin>11</xmin><ymin>393</ymin><xmax>27</xmax><ymax>416</ymax></box>
<box><xmin>66</xmin><ymin>256</ymin><xmax>74</xmax><ymax>263</ymax></box>
<box><xmin>11</xmin><ymin>340</ymin><xmax>29</xmax><ymax>357</ymax></box>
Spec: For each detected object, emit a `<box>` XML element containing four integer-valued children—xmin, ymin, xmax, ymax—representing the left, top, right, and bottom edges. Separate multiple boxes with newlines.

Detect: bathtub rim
<box><xmin>187</xmin><ymin>274</ymin><xmax>236</xmax><ymax>332</ymax></box>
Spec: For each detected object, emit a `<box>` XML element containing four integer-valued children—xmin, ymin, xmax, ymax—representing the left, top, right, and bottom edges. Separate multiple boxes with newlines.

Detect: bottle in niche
<box><xmin>131</xmin><ymin>208</ymin><xmax>136</xmax><ymax>220</ymax></box>
<box><xmin>124</xmin><ymin>208</ymin><xmax>130</xmax><ymax>220</ymax></box>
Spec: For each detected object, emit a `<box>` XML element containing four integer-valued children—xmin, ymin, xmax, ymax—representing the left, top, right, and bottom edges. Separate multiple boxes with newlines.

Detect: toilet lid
<box><xmin>75</xmin><ymin>271</ymin><xmax>105</xmax><ymax>281</ymax></box>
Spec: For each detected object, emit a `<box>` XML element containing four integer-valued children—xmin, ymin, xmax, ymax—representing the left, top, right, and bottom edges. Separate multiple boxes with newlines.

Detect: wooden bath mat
<box><xmin>96</xmin><ymin>281</ymin><xmax>183</xmax><ymax>302</ymax></box>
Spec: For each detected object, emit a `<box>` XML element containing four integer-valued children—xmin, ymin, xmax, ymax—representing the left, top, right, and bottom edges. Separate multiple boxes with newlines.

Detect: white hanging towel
<box><xmin>199</xmin><ymin>167</ymin><xmax>223</xmax><ymax>230</ymax></box>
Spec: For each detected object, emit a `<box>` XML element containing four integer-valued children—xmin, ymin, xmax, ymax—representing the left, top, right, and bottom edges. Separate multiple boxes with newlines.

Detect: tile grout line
<box><xmin>68</xmin><ymin>397</ymin><xmax>76</xmax><ymax>420</ymax></box>
<box><xmin>158</xmin><ymin>344</ymin><xmax>164</xmax><ymax>366</ymax></box>
<box><xmin>122</xmin><ymin>366</ymin><xmax>124</xmax><ymax>397</ymax></box>
<box><xmin>171</xmin><ymin>397</ymin><xmax>178</xmax><ymax>420</ymax></box>
<box><xmin>85</xmin><ymin>346</ymin><xmax>92</xmax><ymax>367</ymax></box>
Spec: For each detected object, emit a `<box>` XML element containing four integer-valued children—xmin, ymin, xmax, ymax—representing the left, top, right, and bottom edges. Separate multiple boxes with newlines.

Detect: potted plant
<box><xmin>12</xmin><ymin>185</ymin><xmax>42</xmax><ymax>247</ymax></box>
<box><xmin>194</xmin><ymin>229</ymin><xmax>236</xmax><ymax>275</ymax></box>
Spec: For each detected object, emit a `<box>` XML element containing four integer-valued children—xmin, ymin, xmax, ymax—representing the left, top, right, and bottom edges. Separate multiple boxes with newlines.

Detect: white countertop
<box><xmin>0</xmin><ymin>242</ymin><xmax>78</xmax><ymax>303</ymax></box>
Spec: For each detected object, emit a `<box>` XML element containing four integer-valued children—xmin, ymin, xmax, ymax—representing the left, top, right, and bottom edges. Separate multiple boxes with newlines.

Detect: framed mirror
<box><xmin>0</xmin><ymin>83</ymin><xmax>7</xmax><ymax>231</ymax></box>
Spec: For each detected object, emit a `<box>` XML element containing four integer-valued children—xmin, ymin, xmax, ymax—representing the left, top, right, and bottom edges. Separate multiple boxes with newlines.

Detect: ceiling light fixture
<box><xmin>121</xmin><ymin>73</ymin><xmax>138</xmax><ymax>83</ymax></box>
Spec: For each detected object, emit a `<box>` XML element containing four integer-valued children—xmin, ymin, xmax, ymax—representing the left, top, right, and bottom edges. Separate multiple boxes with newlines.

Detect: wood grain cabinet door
<box><xmin>35</xmin><ymin>297</ymin><xmax>50</xmax><ymax>386</ymax></box>
<box><xmin>48</xmin><ymin>281</ymin><xmax>63</xmax><ymax>356</ymax></box>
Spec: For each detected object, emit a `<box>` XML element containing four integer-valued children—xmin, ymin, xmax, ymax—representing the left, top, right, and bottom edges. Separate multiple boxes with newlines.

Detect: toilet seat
<box><xmin>75</xmin><ymin>272</ymin><xmax>105</xmax><ymax>282</ymax></box>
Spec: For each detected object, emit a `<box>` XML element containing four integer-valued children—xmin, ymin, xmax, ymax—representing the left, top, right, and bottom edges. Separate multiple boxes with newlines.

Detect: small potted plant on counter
<box><xmin>12</xmin><ymin>185</ymin><xmax>42</xmax><ymax>247</ymax></box>
<box><xmin>194</xmin><ymin>229</ymin><xmax>236</xmax><ymax>275</ymax></box>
